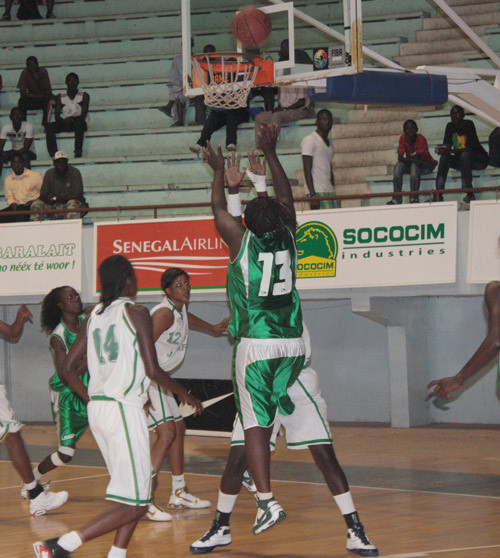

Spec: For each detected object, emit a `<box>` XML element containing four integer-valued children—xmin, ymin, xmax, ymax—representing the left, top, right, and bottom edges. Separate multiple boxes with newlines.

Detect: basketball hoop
<box><xmin>191</xmin><ymin>52</ymin><xmax>273</xmax><ymax>109</ymax></box>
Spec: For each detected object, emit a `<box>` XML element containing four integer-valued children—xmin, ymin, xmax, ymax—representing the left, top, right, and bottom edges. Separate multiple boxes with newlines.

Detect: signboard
<box><xmin>296</xmin><ymin>203</ymin><xmax>457</xmax><ymax>288</ymax></box>
<box><xmin>94</xmin><ymin>217</ymin><xmax>230</xmax><ymax>295</ymax></box>
<box><xmin>0</xmin><ymin>221</ymin><xmax>82</xmax><ymax>296</ymax></box>
<box><xmin>467</xmin><ymin>200</ymin><xmax>500</xmax><ymax>283</ymax></box>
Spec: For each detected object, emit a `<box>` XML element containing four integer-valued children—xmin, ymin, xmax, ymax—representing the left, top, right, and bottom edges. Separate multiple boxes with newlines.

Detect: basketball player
<box><xmin>147</xmin><ymin>267</ymin><xmax>229</xmax><ymax>520</ymax></box>
<box><xmin>20</xmin><ymin>287</ymin><xmax>89</xmax><ymax>499</ymax></box>
<box><xmin>203</xmin><ymin>123</ymin><xmax>305</xmax><ymax>534</ymax></box>
<box><xmin>0</xmin><ymin>304</ymin><xmax>68</xmax><ymax>516</ymax></box>
<box><xmin>33</xmin><ymin>255</ymin><xmax>202</xmax><ymax>558</ymax></box>
<box><xmin>428</xmin><ymin>280</ymin><xmax>500</xmax><ymax>398</ymax></box>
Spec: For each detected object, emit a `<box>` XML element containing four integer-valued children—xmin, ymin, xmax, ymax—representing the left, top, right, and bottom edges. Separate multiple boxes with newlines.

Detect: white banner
<box><xmin>0</xmin><ymin>221</ymin><xmax>82</xmax><ymax>296</ymax></box>
<box><xmin>467</xmin><ymin>200</ymin><xmax>500</xmax><ymax>284</ymax></box>
<box><xmin>296</xmin><ymin>202</ymin><xmax>457</xmax><ymax>288</ymax></box>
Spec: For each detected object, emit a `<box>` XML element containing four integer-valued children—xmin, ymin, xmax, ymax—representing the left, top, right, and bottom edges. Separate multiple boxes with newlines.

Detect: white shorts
<box><xmin>146</xmin><ymin>383</ymin><xmax>182</xmax><ymax>430</ymax></box>
<box><xmin>88</xmin><ymin>398</ymin><xmax>152</xmax><ymax>506</ymax></box>
<box><xmin>231</xmin><ymin>367</ymin><xmax>332</xmax><ymax>450</ymax></box>
<box><xmin>0</xmin><ymin>385</ymin><xmax>23</xmax><ymax>441</ymax></box>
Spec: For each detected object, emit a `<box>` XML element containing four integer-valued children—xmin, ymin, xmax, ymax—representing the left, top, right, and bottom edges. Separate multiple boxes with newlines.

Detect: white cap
<box><xmin>54</xmin><ymin>151</ymin><xmax>68</xmax><ymax>160</ymax></box>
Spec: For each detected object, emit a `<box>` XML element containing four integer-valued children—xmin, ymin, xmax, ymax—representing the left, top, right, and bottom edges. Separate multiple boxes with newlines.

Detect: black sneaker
<box><xmin>33</xmin><ymin>538</ymin><xmax>69</xmax><ymax>557</ymax></box>
<box><xmin>346</xmin><ymin>524</ymin><xmax>379</xmax><ymax>556</ymax></box>
<box><xmin>190</xmin><ymin>520</ymin><xmax>232</xmax><ymax>554</ymax></box>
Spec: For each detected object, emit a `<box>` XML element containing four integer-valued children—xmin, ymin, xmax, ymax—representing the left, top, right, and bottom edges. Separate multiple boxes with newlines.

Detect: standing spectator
<box><xmin>17</xmin><ymin>56</ymin><xmax>52</xmax><ymax>126</ymax></box>
<box><xmin>0</xmin><ymin>153</ymin><xmax>42</xmax><ymax>223</ymax></box>
<box><xmin>0</xmin><ymin>106</ymin><xmax>37</xmax><ymax>178</ymax></box>
<box><xmin>488</xmin><ymin>127</ymin><xmax>500</xmax><ymax>168</ymax></box>
<box><xmin>45</xmin><ymin>72</ymin><xmax>90</xmax><ymax>158</ymax></box>
<box><xmin>434</xmin><ymin>105</ymin><xmax>489</xmax><ymax>202</ymax></box>
<box><xmin>2</xmin><ymin>0</ymin><xmax>55</xmax><ymax>20</ymax></box>
<box><xmin>387</xmin><ymin>119</ymin><xmax>437</xmax><ymax>205</ymax></box>
<box><xmin>301</xmin><ymin>109</ymin><xmax>336</xmax><ymax>209</ymax></box>
<box><xmin>31</xmin><ymin>151</ymin><xmax>88</xmax><ymax>220</ymax></box>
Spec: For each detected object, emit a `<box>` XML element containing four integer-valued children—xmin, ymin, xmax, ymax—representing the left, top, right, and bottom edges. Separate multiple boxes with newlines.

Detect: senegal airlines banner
<box><xmin>295</xmin><ymin>202</ymin><xmax>457</xmax><ymax>288</ymax></box>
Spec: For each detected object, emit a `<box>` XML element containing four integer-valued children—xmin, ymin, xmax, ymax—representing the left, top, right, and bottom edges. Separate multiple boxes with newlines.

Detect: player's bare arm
<box><xmin>427</xmin><ymin>280</ymin><xmax>500</xmax><ymax>398</ymax></box>
<box><xmin>50</xmin><ymin>336</ymin><xmax>87</xmax><ymax>379</ymax></box>
<box><xmin>151</xmin><ymin>306</ymin><xmax>175</xmax><ymax>343</ymax></box>
<box><xmin>187</xmin><ymin>312</ymin><xmax>229</xmax><ymax>335</ymax></box>
<box><xmin>203</xmin><ymin>141</ymin><xmax>245</xmax><ymax>260</ymax></box>
<box><xmin>258</xmin><ymin>123</ymin><xmax>296</xmax><ymax>226</ymax></box>
<box><xmin>0</xmin><ymin>304</ymin><xmax>32</xmax><ymax>340</ymax></box>
<box><xmin>60</xmin><ymin>317</ymin><xmax>90</xmax><ymax>403</ymax></box>
<box><xmin>126</xmin><ymin>303</ymin><xmax>203</xmax><ymax>415</ymax></box>
<box><xmin>245</xmin><ymin>149</ymin><xmax>269</xmax><ymax>198</ymax></box>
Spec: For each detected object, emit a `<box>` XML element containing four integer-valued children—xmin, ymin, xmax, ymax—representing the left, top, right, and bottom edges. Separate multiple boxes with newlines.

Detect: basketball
<box><xmin>231</xmin><ymin>6</ymin><xmax>272</xmax><ymax>49</ymax></box>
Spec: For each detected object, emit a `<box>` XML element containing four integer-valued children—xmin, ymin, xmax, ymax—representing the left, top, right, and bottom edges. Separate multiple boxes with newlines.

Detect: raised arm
<box><xmin>187</xmin><ymin>312</ymin><xmax>229</xmax><ymax>335</ymax></box>
<box><xmin>427</xmin><ymin>281</ymin><xmax>500</xmax><ymax>398</ymax></box>
<box><xmin>0</xmin><ymin>305</ymin><xmax>32</xmax><ymax>340</ymax></box>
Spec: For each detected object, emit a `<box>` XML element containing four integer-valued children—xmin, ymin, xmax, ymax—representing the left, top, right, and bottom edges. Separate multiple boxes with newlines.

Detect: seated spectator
<box><xmin>387</xmin><ymin>119</ymin><xmax>437</xmax><ymax>205</ymax></box>
<box><xmin>2</xmin><ymin>0</ymin><xmax>54</xmax><ymax>20</ymax></box>
<box><xmin>0</xmin><ymin>106</ymin><xmax>37</xmax><ymax>178</ymax></box>
<box><xmin>45</xmin><ymin>72</ymin><xmax>90</xmax><ymax>158</ymax></box>
<box><xmin>31</xmin><ymin>151</ymin><xmax>88</xmax><ymax>220</ymax></box>
<box><xmin>434</xmin><ymin>105</ymin><xmax>489</xmax><ymax>203</ymax></box>
<box><xmin>0</xmin><ymin>153</ymin><xmax>42</xmax><ymax>223</ymax></box>
<box><xmin>17</xmin><ymin>56</ymin><xmax>52</xmax><ymax>126</ymax></box>
<box><xmin>489</xmin><ymin>127</ymin><xmax>500</xmax><ymax>168</ymax></box>
<box><xmin>301</xmin><ymin>109</ymin><xmax>336</xmax><ymax>209</ymax></box>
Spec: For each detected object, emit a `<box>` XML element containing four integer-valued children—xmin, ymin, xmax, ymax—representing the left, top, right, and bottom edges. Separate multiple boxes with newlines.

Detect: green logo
<box><xmin>296</xmin><ymin>221</ymin><xmax>338</xmax><ymax>278</ymax></box>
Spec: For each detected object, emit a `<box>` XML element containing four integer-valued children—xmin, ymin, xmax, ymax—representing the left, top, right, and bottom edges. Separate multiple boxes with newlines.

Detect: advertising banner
<box><xmin>467</xmin><ymin>200</ymin><xmax>500</xmax><ymax>284</ymax></box>
<box><xmin>0</xmin><ymin>221</ymin><xmax>82</xmax><ymax>296</ymax></box>
<box><xmin>94</xmin><ymin>217</ymin><xmax>230</xmax><ymax>295</ymax></box>
<box><xmin>295</xmin><ymin>202</ymin><xmax>457</xmax><ymax>288</ymax></box>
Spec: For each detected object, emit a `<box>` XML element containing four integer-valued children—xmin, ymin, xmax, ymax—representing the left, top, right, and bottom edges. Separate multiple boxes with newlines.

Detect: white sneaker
<box><xmin>252</xmin><ymin>498</ymin><xmax>286</xmax><ymax>534</ymax></box>
<box><xmin>146</xmin><ymin>502</ymin><xmax>172</xmax><ymax>522</ymax></box>
<box><xmin>20</xmin><ymin>481</ymin><xmax>50</xmax><ymax>500</ymax></box>
<box><xmin>168</xmin><ymin>487</ymin><xmax>210</xmax><ymax>509</ymax></box>
<box><xmin>226</xmin><ymin>144</ymin><xmax>236</xmax><ymax>151</ymax></box>
<box><xmin>29</xmin><ymin>490</ymin><xmax>69</xmax><ymax>517</ymax></box>
<box><xmin>190</xmin><ymin>520</ymin><xmax>231</xmax><ymax>554</ymax></box>
<box><xmin>189</xmin><ymin>144</ymin><xmax>203</xmax><ymax>155</ymax></box>
<box><xmin>346</xmin><ymin>525</ymin><xmax>379</xmax><ymax>556</ymax></box>
<box><xmin>242</xmin><ymin>470</ymin><xmax>257</xmax><ymax>493</ymax></box>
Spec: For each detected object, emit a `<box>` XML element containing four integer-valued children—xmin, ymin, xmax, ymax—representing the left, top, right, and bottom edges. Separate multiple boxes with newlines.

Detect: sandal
<box><xmin>1</xmin><ymin>12</ymin><xmax>11</xmax><ymax>21</ymax></box>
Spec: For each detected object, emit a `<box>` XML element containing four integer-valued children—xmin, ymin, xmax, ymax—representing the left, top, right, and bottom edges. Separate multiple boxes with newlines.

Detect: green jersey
<box><xmin>49</xmin><ymin>314</ymin><xmax>89</xmax><ymax>392</ymax></box>
<box><xmin>227</xmin><ymin>228</ymin><xmax>303</xmax><ymax>339</ymax></box>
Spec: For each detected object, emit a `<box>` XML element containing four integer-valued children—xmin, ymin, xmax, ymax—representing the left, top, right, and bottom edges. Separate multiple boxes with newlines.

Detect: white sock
<box><xmin>33</xmin><ymin>467</ymin><xmax>42</xmax><ymax>481</ymax></box>
<box><xmin>172</xmin><ymin>474</ymin><xmax>185</xmax><ymax>492</ymax></box>
<box><xmin>333</xmin><ymin>491</ymin><xmax>356</xmax><ymax>515</ymax></box>
<box><xmin>217</xmin><ymin>491</ymin><xmax>238</xmax><ymax>514</ymax></box>
<box><xmin>57</xmin><ymin>531</ymin><xmax>83</xmax><ymax>552</ymax></box>
<box><xmin>257</xmin><ymin>491</ymin><xmax>273</xmax><ymax>501</ymax></box>
<box><xmin>25</xmin><ymin>480</ymin><xmax>37</xmax><ymax>490</ymax></box>
<box><xmin>108</xmin><ymin>545</ymin><xmax>127</xmax><ymax>558</ymax></box>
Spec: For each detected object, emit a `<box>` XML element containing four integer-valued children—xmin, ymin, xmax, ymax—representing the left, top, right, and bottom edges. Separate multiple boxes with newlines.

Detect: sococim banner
<box><xmin>94</xmin><ymin>217</ymin><xmax>230</xmax><ymax>294</ymax></box>
<box><xmin>295</xmin><ymin>202</ymin><xmax>457</xmax><ymax>288</ymax></box>
<box><xmin>0</xmin><ymin>220</ymin><xmax>82</xmax><ymax>296</ymax></box>
<box><xmin>467</xmin><ymin>200</ymin><xmax>500</xmax><ymax>283</ymax></box>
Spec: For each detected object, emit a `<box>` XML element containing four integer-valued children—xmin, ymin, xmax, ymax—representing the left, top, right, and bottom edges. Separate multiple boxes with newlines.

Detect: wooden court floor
<box><xmin>1</xmin><ymin>424</ymin><xmax>500</xmax><ymax>558</ymax></box>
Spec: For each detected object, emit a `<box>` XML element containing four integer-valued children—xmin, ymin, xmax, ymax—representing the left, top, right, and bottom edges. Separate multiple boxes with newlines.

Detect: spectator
<box><xmin>301</xmin><ymin>109</ymin><xmax>336</xmax><ymax>209</ymax></box>
<box><xmin>0</xmin><ymin>106</ymin><xmax>37</xmax><ymax>178</ymax></box>
<box><xmin>434</xmin><ymin>105</ymin><xmax>489</xmax><ymax>203</ymax></box>
<box><xmin>488</xmin><ymin>127</ymin><xmax>500</xmax><ymax>168</ymax></box>
<box><xmin>17</xmin><ymin>56</ymin><xmax>52</xmax><ymax>126</ymax></box>
<box><xmin>0</xmin><ymin>153</ymin><xmax>42</xmax><ymax>222</ymax></box>
<box><xmin>31</xmin><ymin>151</ymin><xmax>88</xmax><ymax>220</ymax></box>
<box><xmin>387</xmin><ymin>119</ymin><xmax>437</xmax><ymax>205</ymax></box>
<box><xmin>45</xmin><ymin>72</ymin><xmax>90</xmax><ymax>158</ymax></box>
<box><xmin>254</xmin><ymin>40</ymin><xmax>314</xmax><ymax>149</ymax></box>
<box><xmin>2</xmin><ymin>0</ymin><xmax>55</xmax><ymax>20</ymax></box>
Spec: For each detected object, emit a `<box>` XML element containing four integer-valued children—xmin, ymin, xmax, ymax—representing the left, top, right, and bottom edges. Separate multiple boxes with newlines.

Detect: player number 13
<box><xmin>258</xmin><ymin>250</ymin><xmax>292</xmax><ymax>296</ymax></box>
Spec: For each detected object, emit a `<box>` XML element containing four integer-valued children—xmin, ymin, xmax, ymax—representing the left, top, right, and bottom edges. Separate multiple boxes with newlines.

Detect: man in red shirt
<box><xmin>387</xmin><ymin>119</ymin><xmax>437</xmax><ymax>205</ymax></box>
<box><xmin>17</xmin><ymin>56</ymin><xmax>53</xmax><ymax>126</ymax></box>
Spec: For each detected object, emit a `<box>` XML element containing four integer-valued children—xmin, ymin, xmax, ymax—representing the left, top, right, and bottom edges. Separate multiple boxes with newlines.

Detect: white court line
<box><xmin>379</xmin><ymin>544</ymin><xmax>500</xmax><ymax>557</ymax></box>
<box><xmin>0</xmin><ymin>472</ymin><xmax>108</xmax><ymax>491</ymax></box>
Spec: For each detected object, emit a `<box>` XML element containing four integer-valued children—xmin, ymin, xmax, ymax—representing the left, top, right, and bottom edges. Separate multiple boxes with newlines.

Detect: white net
<box><xmin>192</xmin><ymin>53</ymin><xmax>261</xmax><ymax>109</ymax></box>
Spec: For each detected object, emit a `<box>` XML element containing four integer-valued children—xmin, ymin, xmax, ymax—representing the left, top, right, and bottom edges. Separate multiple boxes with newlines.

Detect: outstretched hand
<box><xmin>245</xmin><ymin>149</ymin><xmax>266</xmax><ymax>176</ymax></box>
<box><xmin>257</xmin><ymin>123</ymin><xmax>279</xmax><ymax>154</ymax></box>
<box><xmin>427</xmin><ymin>377</ymin><xmax>462</xmax><ymax>399</ymax></box>
<box><xmin>212</xmin><ymin>316</ymin><xmax>230</xmax><ymax>335</ymax></box>
<box><xmin>224</xmin><ymin>152</ymin><xmax>245</xmax><ymax>188</ymax></box>
<box><xmin>17</xmin><ymin>304</ymin><xmax>33</xmax><ymax>323</ymax></box>
<box><xmin>179</xmin><ymin>391</ymin><xmax>204</xmax><ymax>416</ymax></box>
<box><xmin>202</xmin><ymin>141</ymin><xmax>225</xmax><ymax>172</ymax></box>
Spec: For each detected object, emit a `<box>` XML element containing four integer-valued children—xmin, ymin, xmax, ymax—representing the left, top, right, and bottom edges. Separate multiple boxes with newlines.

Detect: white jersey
<box><xmin>150</xmin><ymin>297</ymin><xmax>188</xmax><ymax>374</ymax></box>
<box><xmin>86</xmin><ymin>298</ymin><xmax>150</xmax><ymax>407</ymax></box>
<box><xmin>61</xmin><ymin>91</ymin><xmax>90</xmax><ymax>126</ymax></box>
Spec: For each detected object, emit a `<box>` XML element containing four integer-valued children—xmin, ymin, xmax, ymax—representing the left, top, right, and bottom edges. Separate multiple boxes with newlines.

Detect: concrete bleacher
<box><xmin>0</xmin><ymin>0</ymin><xmax>499</xmax><ymax>218</ymax></box>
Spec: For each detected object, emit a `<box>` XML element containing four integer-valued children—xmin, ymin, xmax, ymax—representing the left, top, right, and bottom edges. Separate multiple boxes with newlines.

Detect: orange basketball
<box><xmin>231</xmin><ymin>6</ymin><xmax>272</xmax><ymax>49</ymax></box>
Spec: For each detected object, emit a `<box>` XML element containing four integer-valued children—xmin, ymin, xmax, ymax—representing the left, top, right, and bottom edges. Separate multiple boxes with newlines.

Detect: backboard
<box><xmin>181</xmin><ymin>0</ymin><xmax>363</xmax><ymax>98</ymax></box>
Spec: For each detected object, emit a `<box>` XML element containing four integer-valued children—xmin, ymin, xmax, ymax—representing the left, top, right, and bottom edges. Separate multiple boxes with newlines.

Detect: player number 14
<box><xmin>258</xmin><ymin>250</ymin><xmax>292</xmax><ymax>296</ymax></box>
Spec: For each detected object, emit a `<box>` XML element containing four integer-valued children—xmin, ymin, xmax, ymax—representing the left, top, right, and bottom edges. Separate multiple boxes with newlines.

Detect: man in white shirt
<box><xmin>301</xmin><ymin>109</ymin><xmax>336</xmax><ymax>209</ymax></box>
<box><xmin>0</xmin><ymin>107</ymin><xmax>36</xmax><ymax>178</ymax></box>
<box><xmin>0</xmin><ymin>154</ymin><xmax>42</xmax><ymax>222</ymax></box>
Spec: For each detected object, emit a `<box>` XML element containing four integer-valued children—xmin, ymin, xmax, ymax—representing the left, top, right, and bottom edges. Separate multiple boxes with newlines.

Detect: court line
<box><xmin>379</xmin><ymin>544</ymin><xmax>500</xmax><ymax>557</ymax></box>
<box><xmin>0</xmin><ymin>472</ymin><xmax>109</xmax><ymax>491</ymax></box>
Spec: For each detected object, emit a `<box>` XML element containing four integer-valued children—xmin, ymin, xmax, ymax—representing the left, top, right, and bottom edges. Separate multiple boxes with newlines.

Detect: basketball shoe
<box><xmin>346</xmin><ymin>524</ymin><xmax>379</xmax><ymax>556</ymax></box>
<box><xmin>168</xmin><ymin>486</ymin><xmax>210</xmax><ymax>509</ymax></box>
<box><xmin>252</xmin><ymin>497</ymin><xmax>286</xmax><ymax>534</ymax></box>
<box><xmin>242</xmin><ymin>469</ymin><xmax>257</xmax><ymax>493</ymax></box>
<box><xmin>20</xmin><ymin>481</ymin><xmax>51</xmax><ymax>499</ymax></box>
<box><xmin>146</xmin><ymin>502</ymin><xmax>172</xmax><ymax>521</ymax></box>
<box><xmin>29</xmin><ymin>490</ymin><xmax>69</xmax><ymax>517</ymax></box>
<box><xmin>190</xmin><ymin>520</ymin><xmax>232</xmax><ymax>554</ymax></box>
<box><xmin>33</xmin><ymin>538</ymin><xmax>69</xmax><ymax>557</ymax></box>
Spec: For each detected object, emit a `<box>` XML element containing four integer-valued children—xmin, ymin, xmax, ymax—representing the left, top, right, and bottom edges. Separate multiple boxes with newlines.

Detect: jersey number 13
<box><xmin>258</xmin><ymin>250</ymin><xmax>293</xmax><ymax>297</ymax></box>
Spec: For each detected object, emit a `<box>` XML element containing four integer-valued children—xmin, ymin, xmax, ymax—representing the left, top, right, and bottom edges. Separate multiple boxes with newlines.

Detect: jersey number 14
<box><xmin>92</xmin><ymin>325</ymin><xmax>119</xmax><ymax>364</ymax></box>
